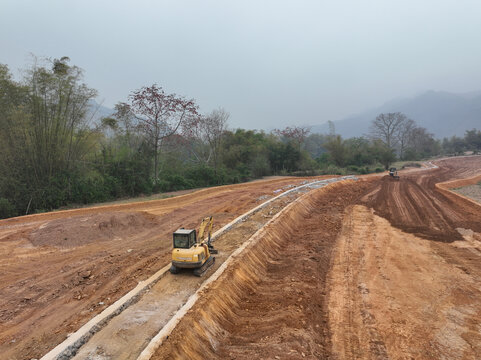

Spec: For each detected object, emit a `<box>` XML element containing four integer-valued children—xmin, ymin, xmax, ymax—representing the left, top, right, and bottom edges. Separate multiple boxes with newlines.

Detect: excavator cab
<box><xmin>170</xmin><ymin>217</ymin><xmax>217</xmax><ymax>276</ymax></box>
<box><xmin>173</xmin><ymin>229</ymin><xmax>196</xmax><ymax>249</ymax></box>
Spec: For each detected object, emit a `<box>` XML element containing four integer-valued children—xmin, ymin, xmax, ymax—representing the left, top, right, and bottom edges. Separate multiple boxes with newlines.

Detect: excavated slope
<box><xmin>152</xmin><ymin>180</ymin><xmax>372</xmax><ymax>359</ymax></box>
<box><xmin>151</xmin><ymin>156</ymin><xmax>481</xmax><ymax>360</ymax></box>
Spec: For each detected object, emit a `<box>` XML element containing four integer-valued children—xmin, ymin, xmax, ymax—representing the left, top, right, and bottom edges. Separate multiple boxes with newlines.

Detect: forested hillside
<box><xmin>1</xmin><ymin>58</ymin><xmax>480</xmax><ymax>218</ymax></box>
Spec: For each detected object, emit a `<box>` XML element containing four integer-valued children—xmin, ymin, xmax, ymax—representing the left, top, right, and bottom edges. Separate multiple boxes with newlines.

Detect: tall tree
<box><xmin>0</xmin><ymin>57</ymin><xmax>98</xmax><ymax>213</ymax></box>
<box><xmin>193</xmin><ymin>108</ymin><xmax>229</xmax><ymax>175</ymax></box>
<box><xmin>397</xmin><ymin>118</ymin><xmax>416</xmax><ymax>159</ymax></box>
<box><xmin>109</xmin><ymin>102</ymin><xmax>143</xmax><ymax>157</ymax></box>
<box><xmin>27</xmin><ymin>57</ymin><xmax>97</xmax><ymax>180</ymax></box>
<box><xmin>122</xmin><ymin>84</ymin><xmax>199</xmax><ymax>182</ymax></box>
<box><xmin>324</xmin><ymin>135</ymin><xmax>346</xmax><ymax>167</ymax></box>
<box><xmin>0</xmin><ymin>64</ymin><xmax>30</xmax><ymax>214</ymax></box>
<box><xmin>372</xmin><ymin>140</ymin><xmax>396</xmax><ymax>170</ymax></box>
<box><xmin>304</xmin><ymin>133</ymin><xmax>329</xmax><ymax>159</ymax></box>
<box><xmin>181</xmin><ymin>108</ymin><xmax>229</xmax><ymax>179</ymax></box>
<box><xmin>406</xmin><ymin>127</ymin><xmax>439</xmax><ymax>159</ymax></box>
<box><xmin>370</xmin><ymin>112</ymin><xmax>407</xmax><ymax>151</ymax></box>
<box><xmin>273</xmin><ymin>125</ymin><xmax>311</xmax><ymax>152</ymax></box>
<box><xmin>465</xmin><ymin>129</ymin><xmax>481</xmax><ymax>153</ymax></box>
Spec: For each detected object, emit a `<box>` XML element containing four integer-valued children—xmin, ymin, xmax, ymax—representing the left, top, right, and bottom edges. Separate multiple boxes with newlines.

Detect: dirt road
<box><xmin>360</xmin><ymin>156</ymin><xmax>481</xmax><ymax>242</ymax></box>
<box><xmin>0</xmin><ymin>176</ymin><xmax>328</xmax><ymax>359</ymax></box>
<box><xmin>329</xmin><ymin>204</ymin><xmax>481</xmax><ymax>359</ymax></box>
<box><xmin>150</xmin><ymin>156</ymin><xmax>481</xmax><ymax>359</ymax></box>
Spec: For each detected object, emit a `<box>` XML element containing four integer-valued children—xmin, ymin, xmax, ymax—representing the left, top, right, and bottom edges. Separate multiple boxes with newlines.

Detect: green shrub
<box><xmin>0</xmin><ymin>198</ymin><xmax>16</xmax><ymax>219</ymax></box>
<box><xmin>184</xmin><ymin>166</ymin><xmax>217</xmax><ymax>187</ymax></box>
<box><xmin>401</xmin><ymin>162</ymin><xmax>422</xmax><ymax>169</ymax></box>
<box><xmin>318</xmin><ymin>165</ymin><xmax>345</xmax><ymax>175</ymax></box>
<box><xmin>358</xmin><ymin>166</ymin><xmax>369</xmax><ymax>174</ymax></box>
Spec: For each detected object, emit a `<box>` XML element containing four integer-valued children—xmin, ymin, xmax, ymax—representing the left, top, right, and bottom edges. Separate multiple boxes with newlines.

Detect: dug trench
<box><xmin>150</xmin><ymin>156</ymin><xmax>481</xmax><ymax>360</ymax></box>
<box><xmin>151</xmin><ymin>180</ymin><xmax>373</xmax><ymax>359</ymax></box>
<box><xmin>68</xmin><ymin>192</ymin><xmax>301</xmax><ymax>360</ymax></box>
<box><xmin>0</xmin><ymin>176</ymin><xmax>333</xmax><ymax>359</ymax></box>
<box><xmin>61</xmin><ymin>178</ymin><xmax>353</xmax><ymax>360</ymax></box>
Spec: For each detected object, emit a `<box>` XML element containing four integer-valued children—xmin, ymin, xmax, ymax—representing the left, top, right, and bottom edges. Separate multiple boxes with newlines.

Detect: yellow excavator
<box><xmin>389</xmin><ymin>167</ymin><xmax>400</xmax><ymax>180</ymax></box>
<box><xmin>170</xmin><ymin>216</ymin><xmax>218</xmax><ymax>276</ymax></box>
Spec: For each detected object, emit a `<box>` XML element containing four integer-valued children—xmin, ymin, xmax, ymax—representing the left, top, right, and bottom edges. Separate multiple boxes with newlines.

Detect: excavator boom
<box><xmin>198</xmin><ymin>216</ymin><xmax>213</xmax><ymax>243</ymax></box>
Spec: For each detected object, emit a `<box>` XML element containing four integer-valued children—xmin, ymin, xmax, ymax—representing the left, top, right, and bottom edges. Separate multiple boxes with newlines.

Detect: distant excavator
<box><xmin>389</xmin><ymin>167</ymin><xmax>400</xmax><ymax>180</ymax></box>
<box><xmin>170</xmin><ymin>216</ymin><xmax>218</xmax><ymax>276</ymax></box>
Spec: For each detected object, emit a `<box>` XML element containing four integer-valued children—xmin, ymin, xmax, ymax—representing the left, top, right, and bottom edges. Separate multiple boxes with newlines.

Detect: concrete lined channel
<box><xmin>41</xmin><ymin>176</ymin><xmax>357</xmax><ymax>360</ymax></box>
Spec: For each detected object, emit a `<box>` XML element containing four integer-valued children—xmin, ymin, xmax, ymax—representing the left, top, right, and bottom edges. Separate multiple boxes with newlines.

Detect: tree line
<box><xmin>1</xmin><ymin>58</ymin><xmax>480</xmax><ymax>218</ymax></box>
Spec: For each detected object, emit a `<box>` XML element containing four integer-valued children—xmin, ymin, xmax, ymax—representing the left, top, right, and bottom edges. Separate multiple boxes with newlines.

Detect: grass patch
<box><xmin>53</xmin><ymin>192</ymin><xmax>184</xmax><ymax>212</ymax></box>
<box><xmin>390</xmin><ymin>160</ymin><xmax>423</xmax><ymax>169</ymax></box>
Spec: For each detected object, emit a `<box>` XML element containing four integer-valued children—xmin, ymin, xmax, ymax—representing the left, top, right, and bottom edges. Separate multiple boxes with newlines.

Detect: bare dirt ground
<box><xmin>72</xmin><ymin>192</ymin><xmax>301</xmax><ymax>360</ymax></box>
<box><xmin>151</xmin><ymin>180</ymin><xmax>373</xmax><ymax>360</ymax></box>
<box><xmin>0</xmin><ymin>176</ymin><xmax>329</xmax><ymax>359</ymax></box>
<box><xmin>329</xmin><ymin>205</ymin><xmax>481</xmax><ymax>359</ymax></box>
<box><xmin>150</xmin><ymin>156</ymin><xmax>481</xmax><ymax>360</ymax></box>
<box><xmin>3</xmin><ymin>156</ymin><xmax>481</xmax><ymax>360</ymax></box>
<box><xmin>359</xmin><ymin>157</ymin><xmax>481</xmax><ymax>242</ymax></box>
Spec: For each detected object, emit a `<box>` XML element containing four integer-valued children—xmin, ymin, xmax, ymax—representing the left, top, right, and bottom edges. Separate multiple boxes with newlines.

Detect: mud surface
<box><xmin>151</xmin><ymin>156</ymin><xmax>481</xmax><ymax>360</ymax></box>
<box><xmin>29</xmin><ymin>212</ymin><xmax>160</xmax><ymax>248</ymax></box>
<box><xmin>0</xmin><ymin>176</ymin><xmax>324</xmax><ymax>359</ymax></box>
<box><xmin>329</xmin><ymin>205</ymin><xmax>481</xmax><ymax>359</ymax></box>
<box><xmin>328</xmin><ymin>157</ymin><xmax>481</xmax><ymax>359</ymax></box>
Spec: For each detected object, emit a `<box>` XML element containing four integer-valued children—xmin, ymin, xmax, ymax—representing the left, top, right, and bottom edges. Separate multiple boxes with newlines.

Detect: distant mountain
<box><xmin>311</xmin><ymin>90</ymin><xmax>481</xmax><ymax>139</ymax></box>
<box><xmin>87</xmin><ymin>101</ymin><xmax>114</xmax><ymax>126</ymax></box>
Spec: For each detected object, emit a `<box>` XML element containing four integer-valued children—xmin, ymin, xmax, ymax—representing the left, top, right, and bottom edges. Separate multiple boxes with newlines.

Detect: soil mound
<box><xmin>29</xmin><ymin>211</ymin><xmax>159</xmax><ymax>248</ymax></box>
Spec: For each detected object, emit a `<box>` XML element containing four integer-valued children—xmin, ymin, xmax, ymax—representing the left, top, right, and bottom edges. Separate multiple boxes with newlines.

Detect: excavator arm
<box><xmin>198</xmin><ymin>216</ymin><xmax>213</xmax><ymax>243</ymax></box>
<box><xmin>198</xmin><ymin>216</ymin><xmax>217</xmax><ymax>255</ymax></box>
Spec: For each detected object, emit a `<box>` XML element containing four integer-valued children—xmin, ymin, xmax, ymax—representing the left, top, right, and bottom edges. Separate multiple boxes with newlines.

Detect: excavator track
<box><xmin>193</xmin><ymin>256</ymin><xmax>215</xmax><ymax>276</ymax></box>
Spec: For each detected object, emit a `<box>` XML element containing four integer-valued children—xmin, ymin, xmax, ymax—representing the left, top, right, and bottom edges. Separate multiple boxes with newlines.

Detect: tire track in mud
<box><xmin>360</xmin><ymin>156</ymin><xmax>481</xmax><ymax>242</ymax></box>
<box><xmin>329</xmin><ymin>156</ymin><xmax>481</xmax><ymax>360</ymax></box>
<box><xmin>329</xmin><ymin>204</ymin><xmax>481</xmax><ymax>359</ymax></box>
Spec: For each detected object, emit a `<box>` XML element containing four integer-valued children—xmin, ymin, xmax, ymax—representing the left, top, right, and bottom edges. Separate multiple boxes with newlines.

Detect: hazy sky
<box><xmin>2</xmin><ymin>0</ymin><xmax>481</xmax><ymax>129</ymax></box>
